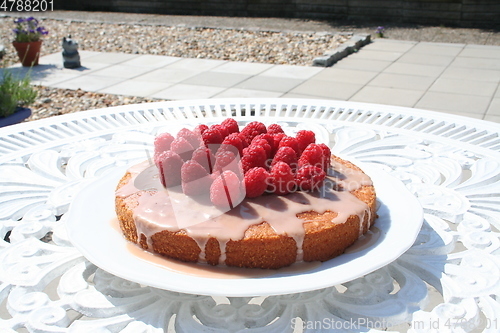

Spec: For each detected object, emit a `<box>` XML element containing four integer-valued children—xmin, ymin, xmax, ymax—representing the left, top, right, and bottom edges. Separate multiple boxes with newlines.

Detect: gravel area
<box><xmin>1</xmin><ymin>18</ymin><xmax>349</xmax><ymax>67</ymax></box>
<box><xmin>1</xmin><ymin>16</ymin><xmax>350</xmax><ymax>121</ymax></box>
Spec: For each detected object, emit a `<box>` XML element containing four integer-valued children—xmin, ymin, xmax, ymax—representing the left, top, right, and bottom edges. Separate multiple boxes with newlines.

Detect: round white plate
<box><xmin>65</xmin><ymin>163</ymin><xmax>423</xmax><ymax>297</ymax></box>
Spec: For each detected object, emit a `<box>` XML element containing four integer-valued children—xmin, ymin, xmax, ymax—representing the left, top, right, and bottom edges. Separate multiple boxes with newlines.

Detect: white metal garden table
<box><xmin>0</xmin><ymin>98</ymin><xmax>499</xmax><ymax>332</ymax></box>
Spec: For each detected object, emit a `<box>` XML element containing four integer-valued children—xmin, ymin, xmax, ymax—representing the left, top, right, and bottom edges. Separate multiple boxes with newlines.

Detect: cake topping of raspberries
<box><xmin>221</xmin><ymin>118</ymin><xmax>240</xmax><ymax>135</ymax></box>
<box><xmin>194</xmin><ymin>124</ymin><xmax>209</xmax><ymax>136</ymax></box>
<box><xmin>296</xmin><ymin>165</ymin><xmax>326</xmax><ymax>191</ymax></box>
<box><xmin>155</xmin><ymin>150</ymin><xmax>183</xmax><ymax>188</ymax></box>
<box><xmin>272</xmin><ymin>146</ymin><xmax>298</xmax><ymax>170</ymax></box>
<box><xmin>181</xmin><ymin>160</ymin><xmax>212</xmax><ymax>196</ymax></box>
<box><xmin>241</xmin><ymin>144</ymin><xmax>267</xmax><ymax>173</ymax></box>
<box><xmin>268</xmin><ymin>161</ymin><xmax>296</xmax><ymax>195</ymax></box>
<box><xmin>191</xmin><ymin>146</ymin><xmax>214</xmax><ymax>173</ymax></box>
<box><xmin>210</xmin><ymin>170</ymin><xmax>244</xmax><ymax>209</ymax></box>
<box><xmin>244</xmin><ymin>167</ymin><xmax>270</xmax><ymax>198</ymax></box>
<box><xmin>153</xmin><ymin>118</ymin><xmax>332</xmax><ymax>207</ymax></box>
<box><xmin>213</xmin><ymin>150</ymin><xmax>238</xmax><ymax>174</ymax></box>
<box><xmin>202</xmin><ymin>127</ymin><xmax>224</xmax><ymax>146</ymax></box>
<box><xmin>296</xmin><ymin>130</ymin><xmax>316</xmax><ymax>154</ymax></box>
<box><xmin>177</xmin><ymin>128</ymin><xmax>203</xmax><ymax>149</ymax></box>
<box><xmin>298</xmin><ymin>143</ymin><xmax>324</xmax><ymax>169</ymax></box>
<box><xmin>251</xmin><ymin>137</ymin><xmax>272</xmax><ymax>159</ymax></box>
<box><xmin>267</xmin><ymin>123</ymin><xmax>284</xmax><ymax>134</ymax></box>
<box><xmin>239</xmin><ymin>121</ymin><xmax>267</xmax><ymax>144</ymax></box>
<box><xmin>221</xmin><ymin>133</ymin><xmax>244</xmax><ymax>156</ymax></box>
<box><xmin>317</xmin><ymin>143</ymin><xmax>332</xmax><ymax>172</ymax></box>
<box><xmin>278</xmin><ymin>136</ymin><xmax>300</xmax><ymax>156</ymax></box>
<box><xmin>170</xmin><ymin>137</ymin><xmax>194</xmax><ymax>161</ymax></box>
<box><xmin>154</xmin><ymin>132</ymin><xmax>175</xmax><ymax>157</ymax></box>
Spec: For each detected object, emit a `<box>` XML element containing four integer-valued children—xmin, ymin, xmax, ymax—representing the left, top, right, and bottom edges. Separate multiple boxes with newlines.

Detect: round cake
<box><xmin>115</xmin><ymin>120</ymin><xmax>377</xmax><ymax>269</ymax></box>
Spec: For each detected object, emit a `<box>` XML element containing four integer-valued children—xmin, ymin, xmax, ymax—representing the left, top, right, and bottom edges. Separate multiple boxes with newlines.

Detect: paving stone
<box><xmin>311</xmin><ymin>67</ymin><xmax>378</xmax><ymax>85</ymax></box>
<box><xmin>150</xmin><ymin>84</ymin><xmax>225</xmax><ymax>100</ymax></box>
<box><xmin>289</xmin><ymin>80</ymin><xmax>363</xmax><ymax>100</ymax></box>
<box><xmin>181</xmin><ymin>71</ymin><xmax>252</xmax><ymax>88</ymax></box>
<box><xmin>415</xmin><ymin>91</ymin><xmax>491</xmax><ymax>114</ymax></box>
<box><xmin>234</xmin><ymin>76</ymin><xmax>304</xmax><ymax>93</ymax></box>
<box><xmin>429</xmin><ymin>78</ymin><xmax>498</xmax><ymax>97</ymax></box>
<box><xmin>367</xmin><ymin>73</ymin><xmax>435</xmax><ymax>91</ymax></box>
<box><xmin>349</xmin><ymin>86</ymin><xmax>424</xmax><ymax>107</ymax></box>
<box><xmin>384</xmin><ymin>62</ymin><xmax>447</xmax><ymax>77</ymax></box>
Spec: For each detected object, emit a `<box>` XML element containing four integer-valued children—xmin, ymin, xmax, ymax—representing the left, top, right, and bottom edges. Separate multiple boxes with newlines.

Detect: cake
<box><xmin>115</xmin><ymin>119</ymin><xmax>377</xmax><ymax>269</ymax></box>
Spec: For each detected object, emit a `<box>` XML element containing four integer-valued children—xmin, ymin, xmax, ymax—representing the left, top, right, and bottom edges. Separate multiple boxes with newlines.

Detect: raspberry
<box><xmin>278</xmin><ymin>136</ymin><xmax>300</xmax><ymax>156</ymax></box>
<box><xmin>271</xmin><ymin>146</ymin><xmax>298</xmax><ymax>170</ymax></box>
<box><xmin>238</xmin><ymin>131</ymin><xmax>253</xmax><ymax>146</ymax></box>
<box><xmin>221</xmin><ymin>118</ymin><xmax>240</xmax><ymax>135</ymax></box>
<box><xmin>221</xmin><ymin>133</ymin><xmax>244</xmax><ymax>157</ymax></box>
<box><xmin>253</xmin><ymin>133</ymin><xmax>274</xmax><ymax>153</ymax></box>
<box><xmin>181</xmin><ymin>160</ymin><xmax>213</xmax><ymax>196</ymax></box>
<box><xmin>298</xmin><ymin>143</ymin><xmax>324</xmax><ymax>169</ymax></box>
<box><xmin>296</xmin><ymin>130</ymin><xmax>316</xmax><ymax>154</ymax></box>
<box><xmin>191</xmin><ymin>146</ymin><xmax>214</xmax><ymax>173</ymax></box>
<box><xmin>244</xmin><ymin>167</ymin><xmax>270</xmax><ymax>198</ymax></box>
<box><xmin>239</xmin><ymin>121</ymin><xmax>267</xmax><ymax>144</ymax></box>
<box><xmin>267</xmin><ymin>123</ymin><xmax>284</xmax><ymax>135</ymax></box>
<box><xmin>272</xmin><ymin>133</ymin><xmax>287</xmax><ymax>154</ymax></box>
<box><xmin>213</xmin><ymin>150</ymin><xmax>238</xmax><ymax>174</ymax></box>
<box><xmin>177</xmin><ymin>128</ymin><xmax>202</xmax><ymax>149</ymax></box>
<box><xmin>170</xmin><ymin>137</ymin><xmax>194</xmax><ymax>161</ymax></box>
<box><xmin>154</xmin><ymin>132</ymin><xmax>175</xmax><ymax>157</ymax></box>
<box><xmin>267</xmin><ymin>161</ymin><xmax>296</xmax><ymax>195</ymax></box>
<box><xmin>250</xmin><ymin>137</ymin><xmax>272</xmax><ymax>159</ymax></box>
<box><xmin>211</xmin><ymin>124</ymin><xmax>229</xmax><ymax>139</ymax></box>
<box><xmin>155</xmin><ymin>150</ymin><xmax>183</xmax><ymax>188</ymax></box>
<box><xmin>202</xmin><ymin>127</ymin><xmax>224</xmax><ymax>146</ymax></box>
<box><xmin>194</xmin><ymin>124</ymin><xmax>209</xmax><ymax>136</ymax></box>
<box><xmin>296</xmin><ymin>165</ymin><xmax>326</xmax><ymax>191</ymax></box>
<box><xmin>317</xmin><ymin>143</ymin><xmax>332</xmax><ymax>171</ymax></box>
<box><xmin>210</xmin><ymin>170</ymin><xmax>244</xmax><ymax>209</ymax></box>
<box><xmin>241</xmin><ymin>144</ymin><xmax>267</xmax><ymax>173</ymax></box>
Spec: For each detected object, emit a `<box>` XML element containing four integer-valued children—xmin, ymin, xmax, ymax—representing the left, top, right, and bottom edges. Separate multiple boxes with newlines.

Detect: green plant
<box><xmin>0</xmin><ymin>71</ymin><xmax>37</xmax><ymax>117</ymax></box>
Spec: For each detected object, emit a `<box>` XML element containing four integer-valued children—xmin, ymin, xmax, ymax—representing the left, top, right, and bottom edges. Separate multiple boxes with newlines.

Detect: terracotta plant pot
<box><xmin>12</xmin><ymin>41</ymin><xmax>42</xmax><ymax>67</ymax></box>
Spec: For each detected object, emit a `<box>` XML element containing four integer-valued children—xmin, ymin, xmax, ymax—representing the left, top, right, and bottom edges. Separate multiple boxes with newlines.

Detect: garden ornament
<box><xmin>62</xmin><ymin>35</ymin><xmax>81</xmax><ymax>69</ymax></box>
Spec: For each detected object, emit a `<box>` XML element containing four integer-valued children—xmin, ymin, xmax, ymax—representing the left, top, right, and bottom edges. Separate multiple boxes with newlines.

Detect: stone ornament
<box><xmin>0</xmin><ymin>100</ymin><xmax>499</xmax><ymax>332</ymax></box>
<box><xmin>62</xmin><ymin>35</ymin><xmax>81</xmax><ymax>69</ymax></box>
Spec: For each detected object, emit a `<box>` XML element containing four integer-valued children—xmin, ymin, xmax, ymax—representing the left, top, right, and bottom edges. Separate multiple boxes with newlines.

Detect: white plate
<box><xmin>65</xmin><ymin>163</ymin><xmax>423</xmax><ymax>297</ymax></box>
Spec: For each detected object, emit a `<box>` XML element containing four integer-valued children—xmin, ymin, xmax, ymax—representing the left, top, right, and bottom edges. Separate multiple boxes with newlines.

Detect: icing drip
<box><xmin>116</xmin><ymin>158</ymin><xmax>373</xmax><ymax>264</ymax></box>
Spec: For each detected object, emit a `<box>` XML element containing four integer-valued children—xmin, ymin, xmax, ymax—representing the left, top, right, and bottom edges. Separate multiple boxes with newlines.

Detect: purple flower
<box><xmin>36</xmin><ymin>26</ymin><xmax>48</xmax><ymax>35</ymax></box>
<box><xmin>12</xmin><ymin>16</ymin><xmax>48</xmax><ymax>42</ymax></box>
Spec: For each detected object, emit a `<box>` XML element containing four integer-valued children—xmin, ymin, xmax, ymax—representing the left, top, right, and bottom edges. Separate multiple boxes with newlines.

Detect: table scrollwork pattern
<box><xmin>0</xmin><ymin>99</ymin><xmax>499</xmax><ymax>332</ymax></box>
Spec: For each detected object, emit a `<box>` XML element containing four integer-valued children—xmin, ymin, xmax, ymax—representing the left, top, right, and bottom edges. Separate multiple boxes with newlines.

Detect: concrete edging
<box><xmin>313</xmin><ymin>34</ymin><xmax>371</xmax><ymax>67</ymax></box>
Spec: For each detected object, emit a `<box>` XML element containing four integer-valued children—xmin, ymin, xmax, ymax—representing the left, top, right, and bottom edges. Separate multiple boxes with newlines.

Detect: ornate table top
<box><xmin>0</xmin><ymin>98</ymin><xmax>499</xmax><ymax>332</ymax></box>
